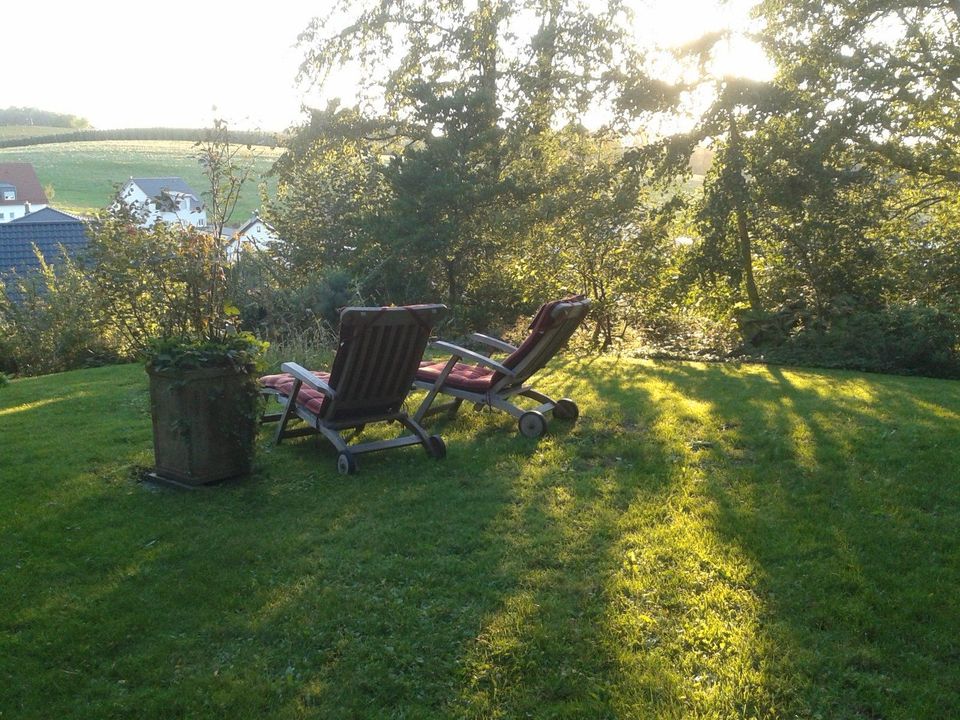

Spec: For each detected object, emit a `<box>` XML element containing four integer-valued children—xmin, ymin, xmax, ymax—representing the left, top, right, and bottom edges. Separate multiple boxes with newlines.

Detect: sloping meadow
<box><xmin>1</xmin><ymin>359</ymin><xmax>958</xmax><ymax>718</ymax></box>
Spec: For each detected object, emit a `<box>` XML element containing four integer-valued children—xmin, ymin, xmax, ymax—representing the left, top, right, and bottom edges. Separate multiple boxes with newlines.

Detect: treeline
<box><xmin>0</xmin><ymin>127</ymin><xmax>284</xmax><ymax>149</ymax></box>
<box><xmin>3</xmin><ymin>0</ymin><xmax>959</xmax><ymax>380</ymax></box>
<box><xmin>258</xmin><ymin>0</ymin><xmax>960</xmax><ymax>378</ymax></box>
<box><xmin>0</xmin><ymin>106</ymin><xmax>90</xmax><ymax>129</ymax></box>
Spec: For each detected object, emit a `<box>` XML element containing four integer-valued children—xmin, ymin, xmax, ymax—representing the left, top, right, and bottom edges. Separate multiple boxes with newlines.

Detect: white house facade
<box><xmin>117</xmin><ymin>177</ymin><xmax>207</xmax><ymax>228</ymax></box>
<box><xmin>0</xmin><ymin>163</ymin><xmax>49</xmax><ymax>223</ymax></box>
<box><xmin>228</xmin><ymin>211</ymin><xmax>281</xmax><ymax>260</ymax></box>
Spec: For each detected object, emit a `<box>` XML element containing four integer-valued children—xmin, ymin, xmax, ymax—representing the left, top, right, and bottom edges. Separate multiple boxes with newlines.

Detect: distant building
<box><xmin>0</xmin><ymin>207</ymin><xmax>89</xmax><ymax>299</ymax></box>
<box><xmin>116</xmin><ymin>177</ymin><xmax>207</xmax><ymax>229</ymax></box>
<box><xmin>9</xmin><ymin>207</ymin><xmax>81</xmax><ymax>225</ymax></box>
<box><xmin>0</xmin><ymin>163</ymin><xmax>49</xmax><ymax>223</ymax></box>
<box><xmin>228</xmin><ymin>211</ymin><xmax>281</xmax><ymax>260</ymax></box>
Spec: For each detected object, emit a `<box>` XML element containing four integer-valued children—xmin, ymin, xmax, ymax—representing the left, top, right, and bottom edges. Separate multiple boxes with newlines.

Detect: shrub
<box><xmin>260</xmin><ymin>321</ymin><xmax>337</xmax><ymax>373</ymax></box>
<box><xmin>88</xmin><ymin>218</ymin><xmax>235</xmax><ymax>353</ymax></box>
<box><xmin>0</xmin><ymin>371</ymin><xmax>8</xmax><ymax>388</ymax></box>
<box><xmin>756</xmin><ymin>304</ymin><xmax>960</xmax><ymax>378</ymax></box>
<box><xmin>232</xmin><ymin>264</ymin><xmax>363</xmax><ymax>342</ymax></box>
<box><xmin>145</xmin><ymin>333</ymin><xmax>268</xmax><ymax>372</ymax></box>
<box><xmin>0</xmin><ymin>252</ymin><xmax>120</xmax><ymax>376</ymax></box>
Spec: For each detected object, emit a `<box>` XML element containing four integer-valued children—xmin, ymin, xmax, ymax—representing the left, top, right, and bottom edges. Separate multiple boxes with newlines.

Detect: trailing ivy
<box><xmin>144</xmin><ymin>333</ymin><xmax>268</xmax><ymax>373</ymax></box>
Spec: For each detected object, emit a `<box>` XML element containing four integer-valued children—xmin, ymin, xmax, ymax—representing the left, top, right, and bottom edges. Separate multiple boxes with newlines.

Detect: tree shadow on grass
<box><xmin>0</xmin><ymin>359</ymin><xmax>686</xmax><ymax>719</ymax></box>
<box><xmin>6</xmin><ymin>358</ymin><xmax>956</xmax><ymax>718</ymax></box>
<box><xmin>403</xmin><ymin>358</ymin><xmax>724</xmax><ymax>718</ymax></box>
<box><xmin>643</xmin><ymin>361</ymin><xmax>960</xmax><ymax>719</ymax></box>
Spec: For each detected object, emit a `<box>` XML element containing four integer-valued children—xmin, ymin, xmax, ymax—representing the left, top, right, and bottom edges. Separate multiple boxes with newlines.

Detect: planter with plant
<box><xmin>150</xmin><ymin>120</ymin><xmax>266</xmax><ymax>486</ymax></box>
<box><xmin>91</xmin><ymin>120</ymin><xmax>267</xmax><ymax>486</ymax></box>
<box><xmin>146</xmin><ymin>333</ymin><xmax>265</xmax><ymax>486</ymax></box>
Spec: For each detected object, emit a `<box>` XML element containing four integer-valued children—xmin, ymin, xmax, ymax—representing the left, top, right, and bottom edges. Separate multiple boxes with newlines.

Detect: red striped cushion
<box><xmin>416</xmin><ymin>360</ymin><xmax>495</xmax><ymax>392</ymax></box>
<box><xmin>260</xmin><ymin>371</ymin><xmax>332</xmax><ymax>416</ymax></box>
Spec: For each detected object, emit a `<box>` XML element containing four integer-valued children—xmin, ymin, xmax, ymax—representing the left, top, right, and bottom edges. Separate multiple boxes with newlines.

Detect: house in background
<box><xmin>0</xmin><ymin>207</ymin><xmax>89</xmax><ymax>298</ymax></box>
<box><xmin>116</xmin><ymin>177</ymin><xmax>207</xmax><ymax>229</ymax></box>
<box><xmin>227</xmin><ymin>210</ymin><xmax>281</xmax><ymax>260</ymax></box>
<box><xmin>0</xmin><ymin>163</ymin><xmax>49</xmax><ymax>223</ymax></box>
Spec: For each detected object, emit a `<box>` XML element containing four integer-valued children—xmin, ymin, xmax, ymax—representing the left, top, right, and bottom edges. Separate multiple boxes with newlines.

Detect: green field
<box><xmin>0</xmin><ymin>140</ymin><xmax>282</xmax><ymax>222</ymax></box>
<box><xmin>1</xmin><ymin>357</ymin><xmax>958</xmax><ymax>718</ymax></box>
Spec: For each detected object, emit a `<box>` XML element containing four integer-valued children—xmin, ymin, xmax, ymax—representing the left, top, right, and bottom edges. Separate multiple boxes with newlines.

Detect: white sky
<box><xmin>2</xmin><ymin>0</ymin><xmax>770</xmax><ymax>131</ymax></box>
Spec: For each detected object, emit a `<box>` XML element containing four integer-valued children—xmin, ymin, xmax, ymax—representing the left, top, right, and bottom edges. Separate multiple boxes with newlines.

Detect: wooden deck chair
<box><xmin>413</xmin><ymin>295</ymin><xmax>591</xmax><ymax>438</ymax></box>
<box><xmin>261</xmin><ymin>304</ymin><xmax>447</xmax><ymax>474</ymax></box>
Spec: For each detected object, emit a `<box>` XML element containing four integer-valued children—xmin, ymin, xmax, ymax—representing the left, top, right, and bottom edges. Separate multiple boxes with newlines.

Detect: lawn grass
<box><xmin>1</xmin><ymin>358</ymin><xmax>958</xmax><ymax>718</ymax></box>
<box><xmin>0</xmin><ymin>141</ymin><xmax>282</xmax><ymax>220</ymax></box>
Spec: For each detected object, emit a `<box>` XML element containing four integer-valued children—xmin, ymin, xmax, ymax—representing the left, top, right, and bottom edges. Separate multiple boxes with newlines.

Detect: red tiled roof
<box><xmin>0</xmin><ymin>163</ymin><xmax>49</xmax><ymax>206</ymax></box>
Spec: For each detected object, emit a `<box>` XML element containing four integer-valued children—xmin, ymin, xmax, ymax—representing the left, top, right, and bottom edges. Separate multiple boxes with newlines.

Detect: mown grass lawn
<box><xmin>0</xmin><ymin>141</ymin><xmax>281</xmax><ymax>220</ymax></box>
<box><xmin>1</xmin><ymin>358</ymin><xmax>958</xmax><ymax>719</ymax></box>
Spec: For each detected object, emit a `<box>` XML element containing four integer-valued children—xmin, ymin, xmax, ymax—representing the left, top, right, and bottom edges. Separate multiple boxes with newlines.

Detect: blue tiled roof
<box><xmin>9</xmin><ymin>207</ymin><xmax>82</xmax><ymax>224</ymax></box>
<box><xmin>131</xmin><ymin>177</ymin><xmax>200</xmax><ymax>199</ymax></box>
<box><xmin>0</xmin><ymin>216</ymin><xmax>90</xmax><ymax>286</ymax></box>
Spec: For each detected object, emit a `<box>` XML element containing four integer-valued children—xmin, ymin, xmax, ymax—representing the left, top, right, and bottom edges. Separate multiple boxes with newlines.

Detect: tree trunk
<box><xmin>530</xmin><ymin>0</ymin><xmax>561</xmax><ymax>133</ymax></box>
<box><xmin>728</xmin><ymin>112</ymin><xmax>763</xmax><ymax>313</ymax></box>
<box><xmin>735</xmin><ymin>204</ymin><xmax>762</xmax><ymax>313</ymax></box>
<box><xmin>445</xmin><ymin>259</ymin><xmax>461</xmax><ymax>309</ymax></box>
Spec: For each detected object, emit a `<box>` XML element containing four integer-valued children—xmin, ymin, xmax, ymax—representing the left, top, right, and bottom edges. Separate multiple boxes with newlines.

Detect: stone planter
<box><xmin>147</xmin><ymin>365</ymin><xmax>259</xmax><ymax>487</ymax></box>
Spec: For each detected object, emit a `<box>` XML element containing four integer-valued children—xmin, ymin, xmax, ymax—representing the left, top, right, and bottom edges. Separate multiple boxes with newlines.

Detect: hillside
<box><xmin>0</xmin><ymin>140</ymin><xmax>283</xmax><ymax>221</ymax></box>
<box><xmin>0</xmin><ymin>126</ymin><xmax>76</xmax><ymax>141</ymax></box>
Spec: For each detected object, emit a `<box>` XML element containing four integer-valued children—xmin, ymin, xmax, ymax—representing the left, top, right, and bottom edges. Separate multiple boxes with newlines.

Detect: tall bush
<box><xmin>755</xmin><ymin>304</ymin><xmax>960</xmax><ymax>378</ymax></box>
<box><xmin>0</xmin><ymin>251</ymin><xmax>117</xmax><ymax>375</ymax></box>
<box><xmin>87</xmin><ymin>218</ymin><xmax>235</xmax><ymax>354</ymax></box>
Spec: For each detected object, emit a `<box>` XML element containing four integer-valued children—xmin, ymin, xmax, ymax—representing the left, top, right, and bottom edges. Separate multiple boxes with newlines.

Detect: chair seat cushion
<box><xmin>260</xmin><ymin>371</ymin><xmax>332</xmax><ymax>416</ymax></box>
<box><xmin>417</xmin><ymin>360</ymin><xmax>495</xmax><ymax>392</ymax></box>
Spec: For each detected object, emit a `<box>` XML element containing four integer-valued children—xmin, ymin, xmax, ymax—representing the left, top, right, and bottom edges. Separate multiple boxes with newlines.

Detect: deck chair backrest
<box><xmin>492</xmin><ymin>295</ymin><xmax>591</xmax><ymax>390</ymax></box>
<box><xmin>325</xmin><ymin>304</ymin><xmax>447</xmax><ymax>421</ymax></box>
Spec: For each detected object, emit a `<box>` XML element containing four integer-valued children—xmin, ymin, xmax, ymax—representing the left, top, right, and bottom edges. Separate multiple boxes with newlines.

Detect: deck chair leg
<box><xmin>273</xmin><ymin>378</ymin><xmax>302</xmax><ymax>445</ymax></box>
<box><xmin>346</xmin><ymin>424</ymin><xmax>366</xmax><ymax>441</ymax></box>
<box><xmin>447</xmin><ymin>398</ymin><xmax>464</xmax><ymax>418</ymax></box>
<box><xmin>317</xmin><ymin>425</ymin><xmax>350</xmax><ymax>453</ymax></box>
<box><xmin>397</xmin><ymin>413</ymin><xmax>446</xmax><ymax>458</ymax></box>
<box><xmin>414</xmin><ymin>355</ymin><xmax>460</xmax><ymax>423</ymax></box>
<box><xmin>260</xmin><ymin>392</ymin><xmax>283</xmax><ymax>424</ymax></box>
<box><xmin>521</xmin><ymin>389</ymin><xmax>554</xmax><ymax>405</ymax></box>
<box><xmin>397</xmin><ymin>413</ymin><xmax>431</xmax><ymax>445</ymax></box>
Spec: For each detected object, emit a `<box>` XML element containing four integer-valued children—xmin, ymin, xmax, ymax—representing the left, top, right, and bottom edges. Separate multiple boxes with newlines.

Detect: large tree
<box><xmin>757</xmin><ymin>0</ymin><xmax>960</xmax><ymax>195</ymax></box>
<box><xmin>285</xmin><ymin>0</ymin><xmax>672</xmax><ymax>322</ymax></box>
<box><xmin>298</xmin><ymin>0</ymin><xmax>652</xmax><ymax>131</ymax></box>
<box><xmin>753</xmin><ymin>0</ymin><xmax>960</xmax><ymax>312</ymax></box>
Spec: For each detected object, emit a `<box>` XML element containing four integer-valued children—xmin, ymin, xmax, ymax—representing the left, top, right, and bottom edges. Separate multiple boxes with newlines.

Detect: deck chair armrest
<box><xmin>280</xmin><ymin>362</ymin><xmax>336</xmax><ymax>398</ymax></box>
<box><xmin>469</xmin><ymin>333</ymin><xmax>518</xmax><ymax>354</ymax></box>
<box><xmin>430</xmin><ymin>341</ymin><xmax>516</xmax><ymax>377</ymax></box>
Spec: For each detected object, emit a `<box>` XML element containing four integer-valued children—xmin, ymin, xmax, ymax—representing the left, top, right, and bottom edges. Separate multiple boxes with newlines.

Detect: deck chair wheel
<box><xmin>427</xmin><ymin>435</ymin><xmax>446</xmax><ymax>459</ymax></box>
<box><xmin>518</xmin><ymin>410</ymin><xmax>548</xmax><ymax>439</ymax></box>
<box><xmin>337</xmin><ymin>450</ymin><xmax>358</xmax><ymax>475</ymax></box>
<box><xmin>553</xmin><ymin>398</ymin><xmax>579</xmax><ymax>421</ymax></box>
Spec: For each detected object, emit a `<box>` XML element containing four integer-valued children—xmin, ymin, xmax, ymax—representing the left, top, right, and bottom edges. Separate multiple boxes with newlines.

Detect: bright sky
<box><xmin>3</xmin><ymin>0</ymin><xmax>771</xmax><ymax>131</ymax></box>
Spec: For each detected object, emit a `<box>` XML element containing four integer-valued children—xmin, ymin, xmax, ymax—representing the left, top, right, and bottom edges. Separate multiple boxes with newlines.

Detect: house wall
<box><xmin>119</xmin><ymin>183</ymin><xmax>150</xmax><ymax>206</ymax></box>
<box><xmin>118</xmin><ymin>182</ymin><xmax>207</xmax><ymax>229</ymax></box>
<box><xmin>0</xmin><ymin>204</ymin><xmax>50</xmax><ymax>223</ymax></box>
<box><xmin>156</xmin><ymin>208</ymin><xmax>208</xmax><ymax>228</ymax></box>
<box><xmin>241</xmin><ymin>220</ymin><xmax>279</xmax><ymax>246</ymax></box>
<box><xmin>226</xmin><ymin>221</ymin><xmax>280</xmax><ymax>261</ymax></box>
